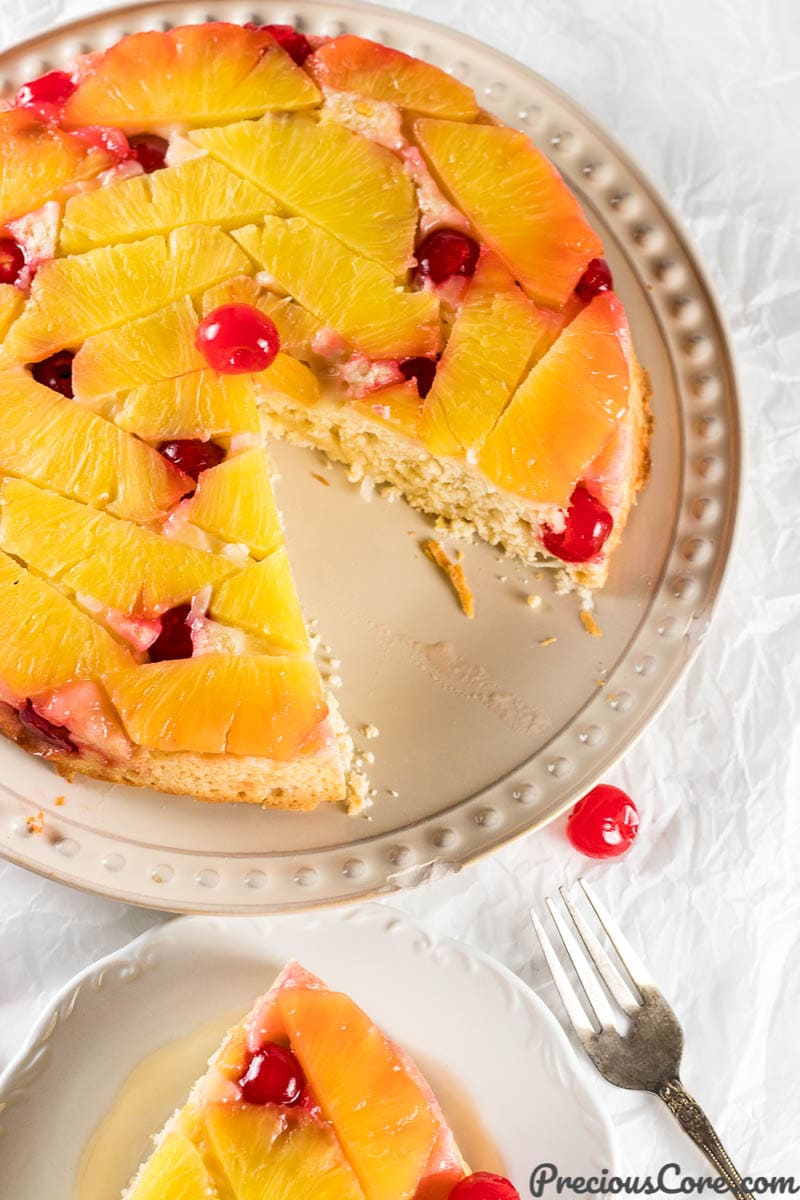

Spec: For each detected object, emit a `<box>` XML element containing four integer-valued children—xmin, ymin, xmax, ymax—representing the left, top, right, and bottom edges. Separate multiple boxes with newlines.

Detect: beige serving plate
<box><xmin>0</xmin><ymin>0</ymin><xmax>741</xmax><ymax>912</ymax></box>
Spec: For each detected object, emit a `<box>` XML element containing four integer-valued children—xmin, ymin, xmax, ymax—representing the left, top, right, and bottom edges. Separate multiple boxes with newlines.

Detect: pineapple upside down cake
<box><xmin>0</xmin><ymin>22</ymin><xmax>651</xmax><ymax>810</ymax></box>
<box><xmin>123</xmin><ymin>960</ymin><xmax>519</xmax><ymax>1200</ymax></box>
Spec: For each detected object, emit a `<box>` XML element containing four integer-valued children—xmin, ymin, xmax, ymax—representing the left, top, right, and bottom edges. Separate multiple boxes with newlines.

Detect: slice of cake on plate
<box><xmin>122</xmin><ymin>961</ymin><xmax>517</xmax><ymax>1200</ymax></box>
<box><xmin>0</xmin><ymin>22</ymin><xmax>650</xmax><ymax>807</ymax></box>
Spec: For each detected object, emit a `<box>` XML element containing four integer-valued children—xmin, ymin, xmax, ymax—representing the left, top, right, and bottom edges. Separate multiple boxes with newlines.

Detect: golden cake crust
<box><xmin>0</xmin><ymin>696</ymin><xmax>360</xmax><ymax>810</ymax></box>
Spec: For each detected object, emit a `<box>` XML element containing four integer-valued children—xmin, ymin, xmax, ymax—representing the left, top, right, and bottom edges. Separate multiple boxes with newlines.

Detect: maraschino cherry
<box><xmin>15</xmin><ymin>70</ymin><xmax>76</xmax><ymax>122</ymax></box>
<box><xmin>541</xmin><ymin>485</ymin><xmax>613</xmax><ymax>563</ymax></box>
<box><xmin>148</xmin><ymin>604</ymin><xmax>193</xmax><ymax>663</ymax></box>
<box><xmin>129</xmin><ymin>133</ymin><xmax>169</xmax><ymax>173</ymax></box>
<box><xmin>18</xmin><ymin>700</ymin><xmax>77</xmax><ymax>754</ymax></box>
<box><xmin>196</xmin><ymin>304</ymin><xmax>281</xmax><ymax>374</ymax></box>
<box><xmin>0</xmin><ymin>235</ymin><xmax>25</xmax><ymax>286</ymax></box>
<box><xmin>238</xmin><ymin>1042</ymin><xmax>305</xmax><ymax>1106</ymax></box>
<box><xmin>414</xmin><ymin>228</ymin><xmax>480</xmax><ymax>286</ymax></box>
<box><xmin>263</xmin><ymin>23</ymin><xmax>313</xmax><ymax>65</ymax></box>
<box><xmin>158</xmin><ymin>439</ymin><xmax>225</xmax><ymax>482</ymax></box>
<box><xmin>399</xmin><ymin>356</ymin><xmax>437</xmax><ymax>398</ymax></box>
<box><xmin>567</xmin><ymin>785</ymin><xmax>639</xmax><ymax>859</ymax></box>
<box><xmin>448</xmin><ymin>1173</ymin><xmax>520</xmax><ymax>1200</ymax></box>
<box><xmin>31</xmin><ymin>351</ymin><xmax>75</xmax><ymax>398</ymax></box>
<box><xmin>575</xmin><ymin>257</ymin><xmax>613</xmax><ymax>303</ymax></box>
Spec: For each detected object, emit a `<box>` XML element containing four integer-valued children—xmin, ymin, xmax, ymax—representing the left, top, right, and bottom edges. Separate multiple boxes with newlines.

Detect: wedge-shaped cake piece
<box><xmin>2</xmin><ymin>226</ymin><xmax>250</xmax><ymax>361</ymax></box>
<box><xmin>307</xmin><ymin>35</ymin><xmax>480</xmax><ymax>120</ymax></box>
<box><xmin>478</xmin><ymin>292</ymin><xmax>631</xmax><ymax>505</ymax></box>
<box><xmin>234</xmin><ymin>218</ymin><xmax>440</xmax><ymax>357</ymax></box>
<box><xmin>0</xmin><ymin>479</ymin><xmax>233</xmax><ymax>617</ymax></box>
<box><xmin>105</xmin><ymin>654</ymin><xmax>327</xmax><ymax>757</ymax></box>
<box><xmin>192</xmin><ymin>115</ymin><xmax>417</xmax><ymax>273</ymax></box>
<box><xmin>0</xmin><ymin>549</ymin><xmax>130</xmax><ymax>701</ymax></box>
<box><xmin>61</xmin><ymin>156</ymin><xmax>277</xmax><ymax>254</ymax></box>
<box><xmin>117</xmin><ymin>370</ymin><xmax>260</xmax><ymax>441</ymax></box>
<box><xmin>186</xmin><ymin>447</ymin><xmax>282</xmax><ymax>559</ymax></box>
<box><xmin>124</xmin><ymin>962</ymin><xmax>467</xmax><ymax>1200</ymax></box>
<box><xmin>0</xmin><ymin>108</ymin><xmax>114</xmax><ymax>227</ymax></box>
<box><xmin>414</xmin><ymin>118</ymin><xmax>603</xmax><ymax>308</ymax></box>
<box><xmin>210</xmin><ymin>549</ymin><xmax>310</xmax><ymax>655</ymax></box>
<box><xmin>72</xmin><ymin>298</ymin><xmax>205</xmax><ymax>402</ymax></box>
<box><xmin>421</xmin><ymin>253</ymin><xmax>560</xmax><ymax>457</ymax></box>
<box><xmin>62</xmin><ymin>22</ymin><xmax>320</xmax><ymax>129</ymax></box>
<box><xmin>0</xmin><ymin>369</ymin><xmax>187</xmax><ymax>520</ymax></box>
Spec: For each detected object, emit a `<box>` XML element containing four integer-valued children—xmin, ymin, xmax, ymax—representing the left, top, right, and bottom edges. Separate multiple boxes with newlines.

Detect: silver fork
<box><xmin>531</xmin><ymin>880</ymin><xmax>753</xmax><ymax>1199</ymax></box>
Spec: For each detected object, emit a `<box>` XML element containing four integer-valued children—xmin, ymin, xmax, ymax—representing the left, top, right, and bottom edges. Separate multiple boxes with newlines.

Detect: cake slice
<box><xmin>122</xmin><ymin>963</ymin><xmax>516</xmax><ymax>1200</ymax></box>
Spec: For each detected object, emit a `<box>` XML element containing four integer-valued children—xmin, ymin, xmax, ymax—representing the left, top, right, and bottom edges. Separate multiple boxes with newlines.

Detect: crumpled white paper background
<box><xmin>1</xmin><ymin>0</ymin><xmax>799</xmax><ymax>1179</ymax></box>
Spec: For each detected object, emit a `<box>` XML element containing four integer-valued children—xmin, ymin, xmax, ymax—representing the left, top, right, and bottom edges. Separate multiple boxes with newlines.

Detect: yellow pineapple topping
<box><xmin>0</xmin><ymin>19</ymin><xmax>642</xmax><ymax>803</ymax></box>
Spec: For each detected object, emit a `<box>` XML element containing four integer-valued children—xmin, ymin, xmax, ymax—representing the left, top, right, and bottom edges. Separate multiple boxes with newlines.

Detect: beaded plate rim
<box><xmin>0</xmin><ymin>0</ymin><xmax>741</xmax><ymax>913</ymax></box>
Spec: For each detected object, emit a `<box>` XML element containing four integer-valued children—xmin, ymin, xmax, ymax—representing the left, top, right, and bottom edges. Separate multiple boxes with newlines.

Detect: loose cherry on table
<box><xmin>18</xmin><ymin>700</ymin><xmax>77</xmax><ymax>755</ymax></box>
<box><xmin>575</xmin><ymin>257</ymin><xmax>613</xmax><ymax>303</ymax></box>
<box><xmin>148</xmin><ymin>604</ymin><xmax>194</xmax><ymax>663</ymax></box>
<box><xmin>0</xmin><ymin>235</ymin><xmax>25</xmax><ymax>286</ymax></box>
<box><xmin>238</xmin><ymin>1042</ymin><xmax>306</xmax><ymax>1106</ymax></box>
<box><xmin>541</xmin><ymin>485</ymin><xmax>613</xmax><ymax>564</ymax></box>
<box><xmin>129</xmin><ymin>133</ymin><xmax>169</xmax><ymax>173</ymax></box>
<box><xmin>31</xmin><ymin>351</ymin><xmax>75</xmax><ymax>398</ymax></box>
<box><xmin>567</xmin><ymin>784</ymin><xmax>639</xmax><ymax>859</ymax></box>
<box><xmin>399</xmin><ymin>356</ymin><xmax>437</xmax><ymax>399</ymax></box>
<box><xmin>157</xmin><ymin>438</ymin><xmax>225</xmax><ymax>483</ymax></box>
<box><xmin>196</xmin><ymin>303</ymin><xmax>281</xmax><ymax>374</ymax></box>
<box><xmin>448</xmin><ymin>1173</ymin><xmax>520</xmax><ymax>1200</ymax></box>
<box><xmin>14</xmin><ymin>69</ymin><xmax>76</xmax><ymax>122</ymax></box>
<box><xmin>414</xmin><ymin>228</ymin><xmax>480</xmax><ymax>286</ymax></box>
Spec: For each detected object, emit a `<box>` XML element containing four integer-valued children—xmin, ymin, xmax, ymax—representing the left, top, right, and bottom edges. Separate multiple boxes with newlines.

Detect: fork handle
<box><xmin>658</xmin><ymin>1078</ymin><xmax>754</xmax><ymax>1200</ymax></box>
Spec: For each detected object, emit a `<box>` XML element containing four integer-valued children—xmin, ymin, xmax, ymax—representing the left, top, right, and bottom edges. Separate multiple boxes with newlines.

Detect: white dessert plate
<box><xmin>0</xmin><ymin>0</ymin><xmax>740</xmax><ymax>912</ymax></box>
<box><xmin>0</xmin><ymin>904</ymin><xmax>617</xmax><ymax>1195</ymax></box>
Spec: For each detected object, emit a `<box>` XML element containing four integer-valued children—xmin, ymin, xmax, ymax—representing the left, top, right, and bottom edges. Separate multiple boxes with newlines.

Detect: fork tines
<box><xmin>530</xmin><ymin>879</ymin><xmax>652</xmax><ymax>1038</ymax></box>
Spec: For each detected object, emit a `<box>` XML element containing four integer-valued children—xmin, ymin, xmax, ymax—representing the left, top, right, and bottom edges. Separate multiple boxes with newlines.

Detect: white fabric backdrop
<box><xmin>1</xmin><ymin>0</ymin><xmax>798</xmax><ymax>1177</ymax></box>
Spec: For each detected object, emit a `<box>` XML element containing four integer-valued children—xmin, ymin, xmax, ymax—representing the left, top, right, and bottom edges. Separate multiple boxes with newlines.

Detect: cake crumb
<box><xmin>26</xmin><ymin>810</ymin><xmax>44</xmax><ymax>835</ymax></box>
<box><xmin>539</xmin><ymin>636</ymin><xmax>557</xmax><ymax>647</ymax></box>
<box><xmin>580</xmin><ymin>609</ymin><xmax>603</xmax><ymax>637</ymax></box>
<box><xmin>311</xmin><ymin>471</ymin><xmax>330</xmax><ymax>487</ymax></box>
<box><xmin>526</xmin><ymin>594</ymin><xmax>542</xmax><ymax>610</ymax></box>
<box><xmin>387</xmin><ymin>788</ymin><xmax>400</xmax><ymax>798</ymax></box>
<box><xmin>360</xmin><ymin>723</ymin><xmax>380</xmax><ymax>740</ymax></box>
<box><xmin>54</xmin><ymin>795</ymin><xmax>65</xmax><ymax>807</ymax></box>
<box><xmin>421</xmin><ymin>539</ymin><xmax>475</xmax><ymax>618</ymax></box>
<box><xmin>596</xmin><ymin>678</ymin><xmax>607</xmax><ymax>688</ymax></box>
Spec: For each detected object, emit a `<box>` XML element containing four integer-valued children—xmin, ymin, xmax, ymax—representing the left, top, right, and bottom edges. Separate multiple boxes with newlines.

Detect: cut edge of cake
<box><xmin>256</xmin><ymin>357</ymin><xmax>652</xmax><ymax>594</ymax></box>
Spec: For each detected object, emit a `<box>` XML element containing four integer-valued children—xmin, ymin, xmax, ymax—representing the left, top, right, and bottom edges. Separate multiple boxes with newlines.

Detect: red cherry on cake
<box><xmin>18</xmin><ymin>700</ymin><xmax>77</xmax><ymax>755</ymax></box>
<box><xmin>263</xmin><ymin>23</ymin><xmax>313</xmax><ymax>65</ymax></box>
<box><xmin>448</xmin><ymin>1173</ymin><xmax>520</xmax><ymax>1200</ymax></box>
<box><xmin>567</xmin><ymin>784</ymin><xmax>639</xmax><ymax>859</ymax></box>
<box><xmin>129</xmin><ymin>133</ymin><xmax>169</xmax><ymax>173</ymax></box>
<box><xmin>399</xmin><ymin>356</ymin><xmax>437</xmax><ymax>399</ymax></box>
<box><xmin>15</xmin><ymin>70</ymin><xmax>76</xmax><ymax>122</ymax></box>
<box><xmin>238</xmin><ymin>1042</ymin><xmax>305</xmax><ymax>1106</ymax></box>
<box><xmin>196</xmin><ymin>304</ymin><xmax>281</xmax><ymax>374</ymax></box>
<box><xmin>575</xmin><ymin>257</ymin><xmax>613</xmax><ymax>302</ymax></box>
<box><xmin>31</xmin><ymin>351</ymin><xmax>75</xmax><ymax>398</ymax></box>
<box><xmin>158</xmin><ymin>439</ymin><xmax>225</xmax><ymax>482</ymax></box>
<box><xmin>148</xmin><ymin>604</ymin><xmax>194</xmax><ymax>663</ymax></box>
<box><xmin>541</xmin><ymin>485</ymin><xmax>613</xmax><ymax>563</ymax></box>
<box><xmin>0</xmin><ymin>235</ymin><xmax>25</xmax><ymax>286</ymax></box>
<box><xmin>414</xmin><ymin>228</ymin><xmax>480</xmax><ymax>286</ymax></box>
